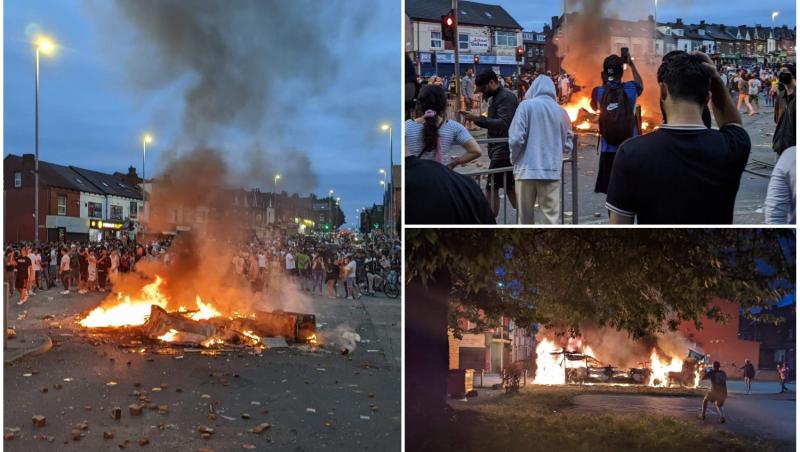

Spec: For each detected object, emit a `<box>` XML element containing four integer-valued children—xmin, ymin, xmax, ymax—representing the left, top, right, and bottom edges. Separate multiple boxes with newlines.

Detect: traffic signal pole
<box><xmin>452</xmin><ymin>0</ymin><xmax>460</xmax><ymax>115</ymax></box>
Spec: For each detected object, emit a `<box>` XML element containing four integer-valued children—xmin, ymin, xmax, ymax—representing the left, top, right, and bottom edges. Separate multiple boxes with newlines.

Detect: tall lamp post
<box><xmin>380</xmin><ymin>124</ymin><xmax>393</xmax><ymax>235</ymax></box>
<box><xmin>141</xmin><ymin>133</ymin><xmax>153</xmax><ymax>228</ymax></box>
<box><xmin>33</xmin><ymin>35</ymin><xmax>56</xmax><ymax>243</ymax></box>
<box><xmin>271</xmin><ymin>174</ymin><xmax>281</xmax><ymax>223</ymax></box>
<box><xmin>328</xmin><ymin>189</ymin><xmax>334</xmax><ymax>231</ymax></box>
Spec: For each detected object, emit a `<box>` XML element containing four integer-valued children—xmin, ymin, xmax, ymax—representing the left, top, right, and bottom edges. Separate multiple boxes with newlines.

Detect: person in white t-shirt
<box><xmin>59</xmin><ymin>248</ymin><xmax>71</xmax><ymax>294</ymax></box>
<box><xmin>30</xmin><ymin>250</ymin><xmax>42</xmax><ymax>294</ymax></box>
<box><xmin>285</xmin><ymin>251</ymin><xmax>296</xmax><ymax>284</ymax></box>
<box><xmin>344</xmin><ymin>256</ymin><xmax>360</xmax><ymax>300</ymax></box>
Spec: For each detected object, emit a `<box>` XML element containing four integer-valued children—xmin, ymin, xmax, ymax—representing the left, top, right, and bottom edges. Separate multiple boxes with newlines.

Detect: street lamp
<box><xmin>380</xmin><ymin>124</ymin><xmax>393</xmax><ymax>236</ymax></box>
<box><xmin>33</xmin><ymin>34</ymin><xmax>56</xmax><ymax>243</ymax></box>
<box><xmin>270</xmin><ymin>173</ymin><xmax>281</xmax><ymax>212</ymax></box>
<box><xmin>141</xmin><ymin>133</ymin><xmax>153</xmax><ymax>225</ymax></box>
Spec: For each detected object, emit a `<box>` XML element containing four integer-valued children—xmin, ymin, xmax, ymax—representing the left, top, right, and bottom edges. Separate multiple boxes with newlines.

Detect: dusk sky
<box><xmin>502</xmin><ymin>0</ymin><xmax>796</xmax><ymax>32</ymax></box>
<box><xmin>4</xmin><ymin>0</ymin><xmax>400</xmax><ymax>230</ymax></box>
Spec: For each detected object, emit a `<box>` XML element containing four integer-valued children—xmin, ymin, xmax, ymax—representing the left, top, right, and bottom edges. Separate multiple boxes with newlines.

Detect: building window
<box><xmin>14</xmin><ymin>172</ymin><xmax>21</xmax><ymax>187</ymax></box>
<box><xmin>58</xmin><ymin>195</ymin><xmax>67</xmax><ymax>216</ymax></box>
<box><xmin>88</xmin><ymin>202</ymin><xmax>103</xmax><ymax>218</ymax></box>
<box><xmin>527</xmin><ymin>48</ymin><xmax>533</xmax><ymax>57</ymax></box>
<box><xmin>110</xmin><ymin>205</ymin><xmax>123</xmax><ymax>220</ymax></box>
<box><xmin>130</xmin><ymin>201</ymin><xmax>138</xmax><ymax>219</ymax></box>
<box><xmin>494</xmin><ymin>31</ymin><xmax>517</xmax><ymax>47</ymax></box>
<box><xmin>431</xmin><ymin>31</ymin><xmax>442</xmax><ymax>49</ymax></box>
<box><xmin>537</xmin><ymin>34</ymin><xmax>545</xmax><ymax>41</ymax></box>
<box><xmin>459</xmin><ymin>33</ymin><xmax>469</xmax><ymax>50</ymax></box>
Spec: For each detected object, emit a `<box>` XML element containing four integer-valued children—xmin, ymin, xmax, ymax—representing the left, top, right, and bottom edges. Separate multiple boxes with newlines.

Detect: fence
<box><xmin>458</xmin><ymin>134</ymin><xmax>580</xmax><ymax>224</ymax></box>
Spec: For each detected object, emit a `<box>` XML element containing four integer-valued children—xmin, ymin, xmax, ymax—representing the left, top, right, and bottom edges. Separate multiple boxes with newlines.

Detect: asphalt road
<box><xmin>449</xmin><ymin>95</ymin><xmax>777</xmax><ymax>224</ymax></box>
<box><xmin>571</xmin><ymin>390</ymin><xmax>795</xmax><ymax>446</ymax></box>
<box><xmin>3</xmin><ymin>287</ymin><xmax>401</xmax><ymax>451</ymax></box>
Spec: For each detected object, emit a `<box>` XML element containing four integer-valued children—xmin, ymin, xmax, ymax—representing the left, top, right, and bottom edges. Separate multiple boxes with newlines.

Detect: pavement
<box><xmin>450</xmin><ymin>95</ymin><xmax>778</xmax><ymax>224</ymax></box>
<box><xmin>3</xmin><ymin>285</ymin><xmax>401</xmax><ymax>451</ymax></box>
<box><xmin>570</xmin><ymin>389</ymin><xmax>795</xmax><ymax>446</ymax></box>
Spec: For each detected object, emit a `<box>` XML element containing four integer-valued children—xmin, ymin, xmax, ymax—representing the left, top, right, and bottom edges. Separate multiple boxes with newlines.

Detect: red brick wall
<box><xmin>678</xmin><ymin>298</ymin><xmax>760</xmax><ymax>379</ymax></box>
<box><xmin>448</xmin><ymin>331</ymin><xmax>459</xmax><ymax>370</ymax></box>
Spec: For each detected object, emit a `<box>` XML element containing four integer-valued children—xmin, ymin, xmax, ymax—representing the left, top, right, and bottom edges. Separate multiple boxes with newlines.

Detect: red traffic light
<box><xmin>445</xmin><ymin>16</ymin><xmax>453</xmax><ymax>26</ymax></box>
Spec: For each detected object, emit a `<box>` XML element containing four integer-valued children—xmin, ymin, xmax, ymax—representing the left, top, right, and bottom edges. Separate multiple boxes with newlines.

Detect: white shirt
<box><xmin>60</xmin><ymin>254</ymin><xmax>70</xmax><ymax>272</ymax></box>
<box><xmin>31</xmin><ymin>253</ymin><xmax>41</xmax><ymax>271</ymax></box>
<box><xmin>346</xmin><ymin>260</ymin><xmax>357</xmax><ymax>279</ymax></box>
<box><xmin>258</xmin><ymin>253</ymin><xmax>266</xmax><ymax>268</ymax></box>
<box><xmin>285</xmin><ymin>253</ymin><xmax>296</xmax><ymax>270</ymax></box>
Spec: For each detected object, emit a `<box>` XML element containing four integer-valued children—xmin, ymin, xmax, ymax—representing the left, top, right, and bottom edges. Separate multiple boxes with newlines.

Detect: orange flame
<box><xmin>79</xmin><ymin>276</ymin><xmax>170</xmax><ymax>328</ymax></box>
<box><xmin>307</xmin><ymin>334</ymin><xmax>318</xmax><ymax>345</ymax></box>
<box><xmin>563</xmin><ymin>96</ymin><xmax>595</xmax><ymax>122</ymax></box>
<box><xmin>157</xmin><ymin>329</ymin><xmax>179</xmax><ymax>342</ymax></box>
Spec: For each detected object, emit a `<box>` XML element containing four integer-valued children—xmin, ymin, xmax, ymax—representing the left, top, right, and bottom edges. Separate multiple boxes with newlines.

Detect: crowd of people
<box><xmin>5</xmin><ymin>239</ymin><xmax>163</xmax><ymax>305</ymax></box>
<box><xmin>5</xmin><ymin>232</ymin><xmax>401</xmax><ymax>305</ymax></box>
<box><xmin>406</xmin><ymin>51</ymin><xmax>796</xmax><ymax>225</ymax></box>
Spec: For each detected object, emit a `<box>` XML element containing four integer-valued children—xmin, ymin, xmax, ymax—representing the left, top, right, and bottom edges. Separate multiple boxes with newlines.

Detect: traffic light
<box><xmin>473</xmin><ymin>55</ymin><xmax>480</xmax><ymax>65</ymax></box>
<box><xmin>516</xmin><ymin>46</ymin><xmax>524</xmax><ymax>62</ymax></box>
<box><xmin>441</xmin><ymin>11</ymin><xmax>455</xmax><ymax>44</ymax></box>
<box><xmin>323</xmin><ymin>223</ymin><xmax>330</xmax><ymax>232</ymax></box>
<box><xmin>373</xmin><ymin>223</ymin><xmax>379</xmax><ymax>229</ymax></box>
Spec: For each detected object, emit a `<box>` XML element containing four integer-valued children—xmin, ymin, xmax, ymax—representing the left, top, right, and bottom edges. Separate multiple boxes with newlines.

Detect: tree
<box><xmin>405</xmin><ymin>229</ymin><xmax>794</xmax><ymax>449</ymax></box>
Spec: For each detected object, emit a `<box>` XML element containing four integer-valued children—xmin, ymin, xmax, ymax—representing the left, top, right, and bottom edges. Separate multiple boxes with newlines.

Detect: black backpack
<box><xmin>598</xmin><ymin>84</ymin><xmax>635</xmax><ymax>146</ymax></box>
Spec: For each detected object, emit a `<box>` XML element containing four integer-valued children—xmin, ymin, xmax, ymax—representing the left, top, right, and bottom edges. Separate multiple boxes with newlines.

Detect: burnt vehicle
<box><xmin>554</xmin><ymin>350</ymin><xmax>653</xmax><ymax>385</ymax></box>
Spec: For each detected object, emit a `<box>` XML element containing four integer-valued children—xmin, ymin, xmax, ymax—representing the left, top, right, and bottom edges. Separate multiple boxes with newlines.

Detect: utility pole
<box><xmin>453</xmin><ymin>0</ymin><xmax>461</xmax><ymax>117</ymax></box>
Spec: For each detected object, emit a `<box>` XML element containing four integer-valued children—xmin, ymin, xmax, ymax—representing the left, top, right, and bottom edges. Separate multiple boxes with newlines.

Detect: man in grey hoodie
<box><xmin>508</xmin><ymin>75</ymin><xmax>574</xmax><ymax>224</ymax></box>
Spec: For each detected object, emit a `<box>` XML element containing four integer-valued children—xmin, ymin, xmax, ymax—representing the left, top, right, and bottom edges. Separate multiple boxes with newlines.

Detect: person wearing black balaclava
<box><xmin>773</xmin><ymin>63</ymin><xmax>795</xmax><ymax>156</ymax></box>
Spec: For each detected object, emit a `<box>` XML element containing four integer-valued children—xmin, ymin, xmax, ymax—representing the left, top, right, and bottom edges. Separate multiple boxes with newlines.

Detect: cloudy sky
<box><xmin>501</xmin><ymin>0</ymin><xmax>796</xmax><ymax>32</ymax></box>
<box><xmin>4</xmin><ymin>0</ymin><xmax>400</xmax><ymax>230</ymax></box>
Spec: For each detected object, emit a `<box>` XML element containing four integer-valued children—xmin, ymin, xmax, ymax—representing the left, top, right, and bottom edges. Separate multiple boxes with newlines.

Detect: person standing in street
<box><xmin>462</xmin><ymin>69</ymin><xmax>519</xmax><ymax>217</ymax></box>
<box><xmin>773</xmin><ymin>63</ymin><xmax>795</xmax><ymax>157</ymax></box>
<box><xmin>700</xmin><ymin>361</ymin><xmax>727</xmax><ymax>423</ymax></box>
<box><xmin>591</xmin><ymin>54</ymin><xmax>643</xmax><ymax>195</ymax></box>
<box><xmin>344</xmin><ymin>255</ymin><xmax>360</xmax><ymax>300</ymax></box>
<box><xmin>739</xmin><ymin>359</ymin><xmax>756</xmax><ymax>394</ymax></box>
<box><xmin>777</xmin><ymin>363</ymin><xmax>789</xmax><ymax>393</ymax></box>
<box><xmin>15</xmin><ymin>247</ymin><xmax>33</xmax><ymax>305</ymax></box>
<box><xmin>461</xmin><ymin>67</ymin><xmax>476</xmax><ymax>130</ymax></box>
<box><xmin>748</xmin><ymin>73</ymin><xmax>762</xmax><ymax>115</ymax></box>
<box><xmin>5</xmin><ymin>249</ymin><xmax>16</xmax><ymax>301</ymax></box>
<box><xmin>59</xmin><ymin>248</ymin><xmax>71</xmax><ymax>295</ymax></box>
<box><xmin>508</xmin><ymin>75</ymin><xmax>574</xmax><ymax>224</ymax></box>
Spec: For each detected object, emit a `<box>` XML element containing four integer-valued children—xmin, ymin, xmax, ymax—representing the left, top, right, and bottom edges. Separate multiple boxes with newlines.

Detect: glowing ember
<box><xmin>79</xmin><ymin>276</ymin><xmax>169</xmax><ymax>328</ymax></box>
<box><xmin>200</xmin><ymin>337</ymin><xmax>224</xmax><ymax>348</ymax></box>
<box><xmin>307</xmin><ymin>334</ymin><xmax>318</xmax><ymax>345</ymax></box>
<box><xmin>242</xmin><ymin>330</ymin><xmax>261</xmax><ymax>345</ymax></box>
<box><xmin>563</xmin><ymin>96</ymin><xmax>595</xmax><ymax>123</ymax></box>
<box><xmin>641</xmin><ymin>121</ymin><xmax>650</xmax><ymax>129</ymax></box>
<box><xmin>576</xmin><ymin>120</ymin><xmax>591</xmax><ymax>130</ymax></box>
<box><xmin>157</xmin><ymin>329</ymin><xmax>179</xmax><ymax>342</ymax></box>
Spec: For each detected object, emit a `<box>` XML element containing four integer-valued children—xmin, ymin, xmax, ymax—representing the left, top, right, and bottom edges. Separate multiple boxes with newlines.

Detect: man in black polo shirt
<box><xmin>606</xmin><ymin>51</ymin><xmax>750</xmax><ymax>224</ymax></box>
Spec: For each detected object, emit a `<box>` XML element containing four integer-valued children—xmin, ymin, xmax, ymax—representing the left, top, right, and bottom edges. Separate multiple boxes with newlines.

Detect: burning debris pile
<box><xmin>533</xmin><ymin>327</ymin><xmax>706</xmax><ymax>388</ymax></box>
<box><xmin>78</xmin><ymin>269</ymin><xmax>317</xmax><ymax>349</ymax></box>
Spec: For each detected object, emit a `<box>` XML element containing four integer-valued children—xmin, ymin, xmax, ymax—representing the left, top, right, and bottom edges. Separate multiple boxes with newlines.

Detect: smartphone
<box><xmin>621</xmin><ymin>47</ymin><xmax>630</xmax><ymax>64</ymax></box>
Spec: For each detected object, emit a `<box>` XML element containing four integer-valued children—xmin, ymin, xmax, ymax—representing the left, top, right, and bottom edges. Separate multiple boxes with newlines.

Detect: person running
<box><xmin>739</xmin><ymin>359</ymin><xmax>756</xmax><ymax>394</ymax></box>
<box><xmin>59</xmin><ymin>248</ymin><xmax>71</xmax><ymax>294</ymax></box>
<box><xmin>508</xmin><ymin>74</ymin><xmax>574</xmax><ymax>224</ymax></box>
<box><xmin>700</xmin><ymin>361</ymin><xmax>727</xmax><ymax>423</ymax></box>
<box><xmin>606</xmin><ymin>51</ymin><xmax>749</xmax><ymax>224</ymax></box>
<box><xmin>591</xmin><ymin>54</ymin><xmax>643</xmax><ymax>195</ymax></box>
<box><xmin>405</xmin><ymin>84</ymin><xmax>481</xmax><ymax>168</ymax></box>
<box><xmin>462</xmin><ymin>69</ymin><xmax>519</xmax><ymax>216</ymax></box>
<box><xmin>15</xmin><ymin>247</ymin><xmax>33</xmax><ymax>305</ymax></box>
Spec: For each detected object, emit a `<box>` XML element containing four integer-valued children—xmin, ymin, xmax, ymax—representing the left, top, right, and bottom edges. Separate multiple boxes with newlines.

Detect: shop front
<box><xmin>89</xmin><ymin>219</ymin><xmax>125</xmax><ymax>242</ymax></box>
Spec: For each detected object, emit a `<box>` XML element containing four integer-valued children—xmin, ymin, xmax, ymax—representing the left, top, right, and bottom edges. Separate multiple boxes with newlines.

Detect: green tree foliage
<box><xmin>407</xmin><ymin>229</ymin><xmax>794</xmax><ymax>338</ymax></box>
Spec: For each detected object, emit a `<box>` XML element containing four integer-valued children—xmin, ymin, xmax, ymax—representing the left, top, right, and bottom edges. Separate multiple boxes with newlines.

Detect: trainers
<box><xmin>17</xmin><ymin>298</ymin><xmax>27</xmax><ymax>305</ymax></box>
<box><xmin>347</xmin><ymin>296</ymin><xmax>354</xmax><ymax>300</ymax></box>
<box><xmin>60</xmin><ymin>290</ymin><xmax>70</xmax><ymax>295</ymax></box>
<box><xmin>78</xmin><ymin>290</ymin><xmax>87</xmax><ymax>294</ymax></box>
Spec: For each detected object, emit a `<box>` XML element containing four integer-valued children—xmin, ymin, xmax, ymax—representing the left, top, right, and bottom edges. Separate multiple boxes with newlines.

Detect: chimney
<box><xmin>676</xmin><ymin>18</ymin><xmax>683</xmax><ymax>27</ymax></box>
<box><xmin>551</xmin><ymin>16</ymin><xmax>559</xmax><ymax>31</ymax></box>
<box><xmin>22</xmin><ymin>153</ymin><xmax>34</xmax><ymax>171</ymax></box>
<box><xmin>700</xmin><ymin>20</ymin><xmax>705</xmax><ymax>27</ymax></box>
<box><xmin>544</xmin><ymin>24</ymin><xmax>551</xmax><ymax>35</ymax></box>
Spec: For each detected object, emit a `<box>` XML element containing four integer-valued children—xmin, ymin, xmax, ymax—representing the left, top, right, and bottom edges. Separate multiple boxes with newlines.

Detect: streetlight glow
<box><xmin>379</xmin><ymin>168</ymin><xmax>385</xmax><ymax>174</ymax></box>
<box><xmin>35</xmin><ymin>35</ymin><xmax>56</xmax><ymax>55</ymax></box>
<box><xmin>143</xmin><ymin>133</ymin><xmax>153</xmax><ymax>144</ymax></box>
<box><xmin>772</xmin><ymin>11</ymin><xmax>780</xmax><ymax>22</ymax></box>
<box><xmin>381</xmin><ymin>124</ymin><xmax>390</xmax><ymax>131</ymax></box>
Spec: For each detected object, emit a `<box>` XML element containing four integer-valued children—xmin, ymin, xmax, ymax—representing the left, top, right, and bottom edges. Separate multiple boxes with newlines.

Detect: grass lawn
<box><xmin>423</xmin><ymin>385</ymin><xmax>790</xmax><ymax>452</ymax></box>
